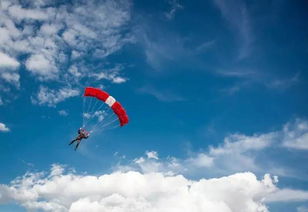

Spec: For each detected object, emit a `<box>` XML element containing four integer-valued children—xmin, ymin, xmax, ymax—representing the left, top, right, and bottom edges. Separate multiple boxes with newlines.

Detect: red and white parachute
<box><xmin>82</xmin><ymin>87</ymin><xmax>129</xmax><ymax>132</ymax></box>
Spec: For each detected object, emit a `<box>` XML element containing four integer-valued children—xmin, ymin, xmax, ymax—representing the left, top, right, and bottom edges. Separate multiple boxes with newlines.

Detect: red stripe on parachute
<box><xmin>84</xmin><ymin>87</ymin><xmax>129</xmax><ymax>126</ymax></box>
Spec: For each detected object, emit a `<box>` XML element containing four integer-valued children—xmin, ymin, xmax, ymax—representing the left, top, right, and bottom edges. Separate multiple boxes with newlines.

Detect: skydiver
<box><xmin>69</xmin><ymin>128</ymin><xmax>90</xmax><ymax>150</ymax></box>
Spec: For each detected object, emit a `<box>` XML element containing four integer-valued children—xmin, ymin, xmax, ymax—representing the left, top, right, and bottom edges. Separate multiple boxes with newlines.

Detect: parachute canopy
<box><xmin>84</xmin><ymin>87</ymin><xmax>129</xmax><ymax>127</ymax></box>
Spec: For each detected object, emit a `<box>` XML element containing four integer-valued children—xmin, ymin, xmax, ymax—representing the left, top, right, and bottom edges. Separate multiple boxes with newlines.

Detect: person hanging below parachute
<box><xmin>69</xmin><ymin>87</ymin><xmax>129</xmax><ymax>150</ymax></box>
<box><xmin>69</xmin><ymin>128</ymin><xmax>90</xmax><ymax>150</ymax></box>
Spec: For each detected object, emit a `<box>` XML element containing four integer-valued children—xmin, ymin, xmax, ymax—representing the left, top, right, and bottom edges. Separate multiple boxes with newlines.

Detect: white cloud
<box><xmin>68</xmin><ymin>65</ymin><xmax>82</xmax><ymax>78</ymax></box>
<box><xmin>8</xmin><ymin>5</ymin><xmax>49</xmax><ymax>21</ymax></box>
<box><xmin>146</xmin><ymin>151</ymin><xmax>159</xmax><ymax>160</ymax></box>
<box><xmin>0</xmin><ymin>71</ymin><xmax>20</xmax><ymax>87</ymax></box>
<box><xmin>25</xmin><ymin>54</ymin><xmax>58</xmax><ymax>80</ymax></box>
<box><xmin>0</xmin><ymin>52</ymin><xmax>19</xmax><ymax>69</ymax></box>
<box><xmin>0</xmin><ymin>0</ymin><xmax>132</xmax><ymax>102</ymax></box>
<box><xmin>182</xmin><ymin>132</ymin><xmax>275</xmax><ymax>174</ymax></box>
<box><xmin>0</xmin><ymin>52</ymin><xmax>20</xmax><ymax>87</ymax></box>
<box><xmin>0</xmin><ymin>164</ymin><xmax>279</xmax><ymax>212</ymax></box>
<box><xmin>186</xmin><ymin>153</ymin><xmax>214</xmax><ymax>168</ymax></box>
<box><xmin>191</xmin><ymin>119</ymin><xmax>308</xmax><ymax>175</ymax></box>
<box><xmin>119</xmin><ymin>119</ymin><xmax>308</xmax><ymax>178</ymax></box>
<box><xmin>266</xmin><ymin>188</ymin><xmax>308</xmax><ymax>202</ymax></box>
<box><xmin>91</xmin><ymin>66</ymin><xmax>127</xmax><ymax>84</ymax></box>
<box><xmin>0</xmin><ymin>122</ymin><xmax>9</xmax><ymax>132</ymax></box>
<box><xmin>209</xmin><ymin>133</ymin><xmax>274</xmax><ymax>155</ymax></box>
<box><xmin>58</xmin><ymin>110</ymin><xmax>69</xmax><ymax>116</ymax></box>
<box><xmin>282</xmin><ymin>119</ymin><xmax>308</xmax><ymax>150</ymax></box>
<box><xmin>33</xmin><ymin>86</ymin><xmax>80</xmax><ymax>107</ymax></box>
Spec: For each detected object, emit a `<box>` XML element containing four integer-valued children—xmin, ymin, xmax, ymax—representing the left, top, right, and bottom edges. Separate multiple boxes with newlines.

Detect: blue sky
<box><xmin>0</xmin><ymin>0</ymin><xmax>308</xmax><ymax>211</ymax></box>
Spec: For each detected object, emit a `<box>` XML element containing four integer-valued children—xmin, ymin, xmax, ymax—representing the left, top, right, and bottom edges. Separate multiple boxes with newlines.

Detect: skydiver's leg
<box><xmin>69</xmin><ymin>139</ymin><xmax>77</xmax><ymax>145</ymax></box>
<box><xmin>75</xmin><ymin>140</ymin><xmax>81</xmax><ymax>150</ymax></box>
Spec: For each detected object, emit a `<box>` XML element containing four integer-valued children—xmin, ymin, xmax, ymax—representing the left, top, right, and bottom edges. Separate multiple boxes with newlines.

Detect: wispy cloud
<box><xmin>90</xmin><ymin>65</ymin><xmax>128</xmax><ymax>84</ymax></box>
<box><xmin>266</xmin><ymin>188</ymin><xmax>308</xmax><ymax>202</ymax></box>
<box><xmin>266</xmin><ymin>72</ymin><xmax>300</xmax><ymax>90</ymax></box>
<box><xmin>297</xmin><ymin>206</ymin><xmax>308</xmax><ymax>212</ymax></box>
<box><xmin>32</xmin><ymin>86</ymin><xmax>80</xmax><ymax>107</ymax></box>
<box><xmin>134</xmin><ymin>23</ymin><xmax>188</xmax><ymax>71</ymax></box>
<box><xmin>213</xmin><ymin>0</ymin><xmax>253</xmax><ymax>59</ymax></box>
<box><xmin>58</xmin><ymin>110</ymin><xmax>69</xmax><ymax>116</ymax></box>
<box><xmin>216</xmin><ymin>68</ymin><xmax>257</xmax><ymax>78</ymax></box>
<box><xmin>138</xmin><ymin>85</ymin><xmax>185</xmax><ymax>102</ymax></box>
<box><xmin>218</xmin><ymin>68</ymin><xmax>300</xmax><ymax>95</ymax></box>
<box><xmin>195</xmin><ymin>40</ymin><xmax>216</xmax><ymax>53</ymax></box>
<box><xmin>165</xmin><ymin>0</ymin><xmax>183</xmax><ymax>20</ymax></box>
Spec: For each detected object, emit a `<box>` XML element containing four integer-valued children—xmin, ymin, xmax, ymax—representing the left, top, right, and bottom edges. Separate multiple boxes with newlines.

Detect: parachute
<box><xmin>82</xmin><ymin>87</ymin><xmax>129</xmax><ymax>132</ymax></box>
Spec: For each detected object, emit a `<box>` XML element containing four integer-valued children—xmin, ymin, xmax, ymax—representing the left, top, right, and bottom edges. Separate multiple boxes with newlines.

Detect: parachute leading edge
<box><xmin>84</xmin><ymin>87</ymin><xmax>129</xmax><ymax>126</ymax></box>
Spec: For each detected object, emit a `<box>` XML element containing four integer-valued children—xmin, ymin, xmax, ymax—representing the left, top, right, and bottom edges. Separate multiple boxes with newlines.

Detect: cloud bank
<box><xmin>0</xmin><ymin>164</ymin><xmax>277</xmax><ymax>212</ymax></box>
<box><xmin>1</xmin><ymin>119</ymin><xmax>308</xmax><ymax>211</ymax></box>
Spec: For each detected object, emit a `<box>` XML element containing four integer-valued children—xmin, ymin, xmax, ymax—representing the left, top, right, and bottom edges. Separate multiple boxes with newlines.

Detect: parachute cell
<box><xmin>84</xmin><ymin>87</ymin><xmax>129</xmax><ymax>126</ymax></box>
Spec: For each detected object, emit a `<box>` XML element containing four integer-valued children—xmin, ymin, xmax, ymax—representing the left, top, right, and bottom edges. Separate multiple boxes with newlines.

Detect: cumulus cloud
<box><xmin>123</xmin><ymin>131</ymin><xmax>275</xmax><ymax>176</ymax></box>
<box><xmin>0</xmin><ymin>52</ymin><xmax>19</xmax><ymax>69</ymax></box>
<box><xmin>0</xmin><ymin>164</ymin><xmax>279</xmax><ymax>212</ymax></box>
<box><xmin>25</xmin><ymin>54</ymin><xmax>58</xmax><ymax>80</ymax></box>
<box><xmin>0</xmin><ymin>122</ymin><xmax>9</xmax><ymax>132</ymax></box>
<box><xmin>0</xmin><ymin>0</ymin><xmax>131</xmax><ymax>102</ymax></box>
<box><xmin>32</xmin><ymin>86</ymin><xmax>80</xmax><ymax>107</ymax></box>
<box><xmin>0</xmin><ymin>51</ymin><xmax>20</xmax><ymax>87</ymax></box>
